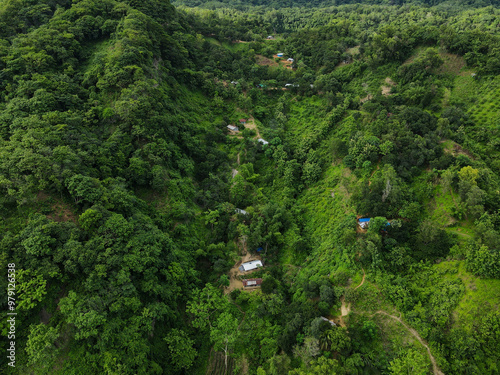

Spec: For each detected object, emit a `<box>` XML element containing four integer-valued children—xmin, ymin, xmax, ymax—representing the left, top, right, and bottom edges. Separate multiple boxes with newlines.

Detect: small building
<box><xmin>235</xmin><ymin>208</ymin><xmax>248</xmax><ymax>215</ymax></box>
<box><xmin>320</xmin><ymin>316</ymin><xmax>336</xmax><ymax>326</ymax></box>
<box><xmin>243</xmin><ymin>278</ymin><xmax>263</xmax><ymax>287</ymax></box>
<box><xmin>239</xmin><ymin>119</ymin><xmax>247</xmax><ymax>124</ymax></box>
<box><xmin>258</xmin><ymin>138</ymin><xmax>269</xmax><ymax>145</ymax></box>
<box><xmin>358</xmin><ymin>218</ymin><xmax>371</xmax><ymax>229</ymax></box>
<box><xmin>227</xmin><ymin>125</ymin><xmax>239</xmax><ymax>132</ymax></box>
<box><xmin>231</xmin><ymin>81</ymin><xmax>239</xmax><ymax>85</ymax></box>
<box><xmin>277</xmin><ymin>53</ymin><xmax>284</xmax><ymax>58</ymax></box>
<box><xmin>239</xmin><ymin>260</ymin><xmax>263</xmax><ymax>272</ymax></box>
<box><xmin>267</xmin><ymin>36</ymin><xmax>274</xmax><ymax>40</ymax></box>
<box><xmin>287</xmin><ymin>58</ymin><xmax>294</xmax><ymax>62</ymax></box>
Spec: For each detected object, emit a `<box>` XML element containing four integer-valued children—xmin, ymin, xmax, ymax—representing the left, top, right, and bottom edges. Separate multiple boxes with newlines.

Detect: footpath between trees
<box><xmin>340</xmin><ymin>269</ymin><xmax>444</xmax><ymax>375</ymax></box>
<box><xmin>371</xmin><ymin>311</ymin><xmax>445</xmax><ymax>375</ymax></box>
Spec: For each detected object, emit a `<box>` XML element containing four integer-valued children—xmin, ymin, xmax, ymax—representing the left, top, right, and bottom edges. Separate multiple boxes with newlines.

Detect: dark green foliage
<box><xmin>1</xmin><ymin>0</ymin><xmax>500</xmax><ymax>374</ymax></box>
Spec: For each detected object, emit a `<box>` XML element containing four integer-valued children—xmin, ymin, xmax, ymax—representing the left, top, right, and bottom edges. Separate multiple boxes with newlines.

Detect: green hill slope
<box><xmin>0</xmin><ymin>1</ymin><xmax>499</xmax><ymax>374</ymax></box>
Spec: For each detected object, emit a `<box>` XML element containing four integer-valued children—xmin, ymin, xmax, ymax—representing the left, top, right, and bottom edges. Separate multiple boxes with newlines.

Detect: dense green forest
<box><xmin>0</xmin><ymin>0</ymin><xmax>499</xmax><ymax>374</ymax></box>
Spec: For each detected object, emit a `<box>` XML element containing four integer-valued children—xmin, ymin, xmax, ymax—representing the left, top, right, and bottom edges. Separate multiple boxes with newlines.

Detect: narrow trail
<box><xmin>338</xmin><ymin>268</ymin><xmax>366</xmax><ymax>327</ymax></box>
<box><xmin>337</xmin><ymin>269</ymin><xmax>444</xmax><ymax>374</ymax></box>
<box><xmin>372</xmin><ymin>311</ymin><xmax>444</xmax><ymax>375</ymax></box>
<box><xmin>354</xmin><ymin>269</ymin><xmax>366</xmax><ymax>290</ymax></box>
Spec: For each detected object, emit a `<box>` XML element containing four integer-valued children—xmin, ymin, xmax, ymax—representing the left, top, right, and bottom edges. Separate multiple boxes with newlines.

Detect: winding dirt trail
<box><xmin>336</xmin><ymin>269</ymin><xmax>443</xmax><ymax>374</ymax></box>
<box><xmin>354</xmin><ymin>269</ymin><xmax>366</xmax><ymax>290</ymax></box>
<box><xmin>338</xmin><ymin>269</ymin><xmax>366</xmax><ymax>327</ymax></box>
<box><xmin>372</xmin><ymin>311</ymin><xmax>444</xmax><ymax>375</ymax></box>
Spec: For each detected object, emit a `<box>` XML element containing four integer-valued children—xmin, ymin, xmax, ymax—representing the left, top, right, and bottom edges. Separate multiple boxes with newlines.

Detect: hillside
<box><xmin>0</xmin><ymin>0</ymin><xmax>499</xmax><ymax>374</ymax></box>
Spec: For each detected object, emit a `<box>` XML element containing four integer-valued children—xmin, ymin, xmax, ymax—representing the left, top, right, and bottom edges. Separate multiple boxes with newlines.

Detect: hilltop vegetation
<box><xmin>0</xmin><ymin>0</ymin><xmax>499</xmax><ymax>374</ymax></box>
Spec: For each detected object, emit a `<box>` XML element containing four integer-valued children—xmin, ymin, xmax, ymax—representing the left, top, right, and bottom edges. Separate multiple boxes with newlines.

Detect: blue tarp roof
<box><xmin>257</xmin><ymin>247</ymin><xmax>263</xmax><ymax>252</ymax></box>
<box><xmin>359</xmin><ymin>218</ymin><xmax>371</xmax><ymax>222</ymax></box>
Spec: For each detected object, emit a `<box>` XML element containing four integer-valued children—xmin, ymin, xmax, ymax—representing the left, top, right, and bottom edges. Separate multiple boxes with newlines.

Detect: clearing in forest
<box><xmin>381</xmin><ymin>77</ymin><xmax>396</xmax><ymax>96</ymax></box>
<box><xmin>37</xmin><ymin>192</ymin><xmax>78</xmax><ymax>223</ymax></box>
<box><xmin>225</xmin><ymin>250</ymin><xmax>262</xmax><ymax>294</ymax></box>
<box><xmin>255</xmin><ymin>54</ymin><xmax>279</xmax><ymax>67</ymax></box>
<box><xmin>255</xmin><ymin>54</ymin><xmax>293</xmax><ymax>69</ymax></box>
<box><xmin>441</xmin><ymin>139</ymin><xmax>475</xmax><ymax>160</ymax></box>
<box><xmin>242</xmin><ymin>117</ymin><xmax>261</xmax><ymax>139</ymax></box>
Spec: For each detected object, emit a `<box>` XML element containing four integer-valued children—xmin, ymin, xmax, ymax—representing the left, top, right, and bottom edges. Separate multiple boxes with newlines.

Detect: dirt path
<box><xmin>244</xmin><ymin>117</ymin><xmax>261</xmax><ymax>139</ymax></box>
<box><xmin>338</xmin><ymin>269</ymin><xmax>366</xmax><ymax>326</ymax></box>
<box><xmin>355</xmin><ymin>269</ymin><xmax>366</xmax><ymax>290</ymax></box>
<box><xmin>373</xmin><ymin>311</ymin><xmax>444</xmax><ymax>375</ymax></box>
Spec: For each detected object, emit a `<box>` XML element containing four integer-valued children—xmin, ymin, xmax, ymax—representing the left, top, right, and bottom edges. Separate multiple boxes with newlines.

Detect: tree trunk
<box><xmin>224</xmin><ymin>340</ymin><xmax>228</xmax><ymax>369</ymax></box>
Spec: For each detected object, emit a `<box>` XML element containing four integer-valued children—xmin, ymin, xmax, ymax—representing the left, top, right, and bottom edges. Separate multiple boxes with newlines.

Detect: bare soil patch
<box><xmin>381</xmin><ymin>77</ymin><xmax>396</xmax><ymax>96</ymax></box>
<box><xmin>441</xmin><ymin>139</ymin><xmax>475</xmax><ymax>160</ymax></box>
<box><xmin>255</xmin><ymin>54</ymin><xmax>279</xmax><ymax>67</ymax></box>
<box><xmin>437</xmin><ymin>52</ymin><xmax>466</xmax><ymax>75</ymax></box>
<box><xmin>225</xmin><ymin>250</ymin><xmax>262</xmax><ymax>294</ymax></box>
<box><xmin>360</xmin><ymin>94</ymin><xmax>372</xmax><ymax>103</ymax></box>
<box><xmin>242</xmin><ymin>117</ymin><xmax>261</xmax><ymax>139</ymax></box>
<box><xmin>37</xmin><ymin>192</ymin><xmax>78</xmax><ymax>223</ymax></box>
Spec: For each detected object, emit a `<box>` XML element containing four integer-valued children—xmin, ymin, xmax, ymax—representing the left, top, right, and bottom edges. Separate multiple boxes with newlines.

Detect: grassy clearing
<box><xmin>428</xmin><ymin>184</ymin><xmax>458</xmax><ymax>228</ymax></box>
<box><xmin>435</xmin><ymin>261</ymin><xmax>500</xmax><ymax>332</ymax></box>
<box><xmin>436</xmin><ymin>52</ymin><xmax>466</xmax><ymax>75</ymax></box>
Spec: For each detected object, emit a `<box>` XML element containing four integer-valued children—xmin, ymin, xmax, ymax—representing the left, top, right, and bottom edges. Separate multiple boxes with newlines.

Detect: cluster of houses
<box><xmin>226</xmin><ymin>119</ymin><xmax>269</xmax><ymax>145</ymax></box>
<box><xmin>276</xmin><ymin>52</ymin><xmax>294</xmax><ymax>63</ymax></box>
<box><xmin>239</xmin><ymin>260</ymin><xmax>264</xmax><ymax>289</ymax></box>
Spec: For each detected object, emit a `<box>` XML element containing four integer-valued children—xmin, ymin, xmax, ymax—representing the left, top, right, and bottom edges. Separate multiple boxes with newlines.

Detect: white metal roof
<box><xmin>239</xmin><ymin>260</ymin><xmax>263</xmax><ymax>272</ymax></box>
<box><xmin>258</xmin><ymin>138</ymin><xmax>269</xmax><ymax>145</ymax></box>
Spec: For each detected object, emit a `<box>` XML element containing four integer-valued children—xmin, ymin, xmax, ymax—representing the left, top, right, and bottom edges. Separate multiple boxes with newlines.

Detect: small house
<box><xmin>277</xmin><ymin>53</ymin><xmax>284</xmax><ymax>58</ymax></box>
<box><xmin>243</xmin><ymin>278</ymin><xmax>263</xmax><ymax>287</ymax></box>
<box><xmin>267</xmin><ymin>36</ymin><xmax>274</xmax><ymax>40</ymax></box>
<box><xmin>227</xmin><ymin>125</ymin><xmax>239</xmax><ymax>132</ymax></box>
<box><xmin>239</xmin><ymin>119</ymin><xmax>247</xmax><ymax>124</ymax></box>
<box><xmin>358</xmin><ymin>218</ymin><xmax>371</xmax><ymax>229</ymax></box>
<box><xmin>235</xmin><ymin>208</ymin><xmax>248</xmax><ymax>215</ymax></box>
<box><xmin>320</xmin><ymin>316</ymin><xmax>336</xmax><ymax>326</ymax></box>
<box><xmin>258</xmin><ymin>138</ymin><xmax>269</xmax><ymax>145</ymax></box>
<box><xmin>287</xmin><ymin>58</ymin><xmax>294</xmax><ymax>62</ymax></box>
<box><xmin>239</xmin><ymin>260</ymin><xmax>263</xmax><ymax>272</ymax></box>
<box><xmin>231</xmin><ymin>81</ymin><xmax>239</xmax><ymax>85</ymax></box>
